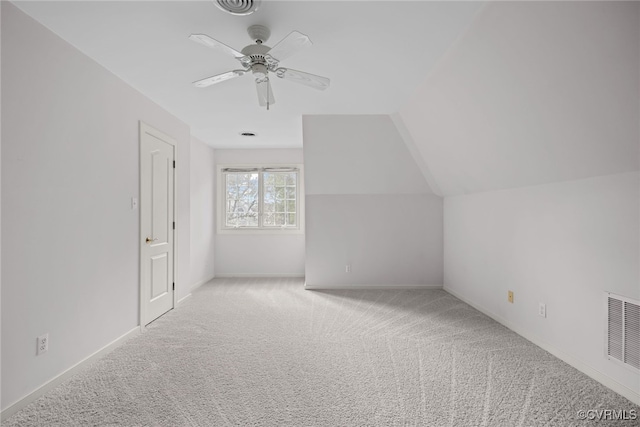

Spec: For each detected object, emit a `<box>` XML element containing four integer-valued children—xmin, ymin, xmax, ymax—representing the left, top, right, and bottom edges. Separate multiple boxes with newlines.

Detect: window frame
<box><xmin>216</xmin><ymin>164</ymin><xmax>305</xmax><ymax>235</ymax></box>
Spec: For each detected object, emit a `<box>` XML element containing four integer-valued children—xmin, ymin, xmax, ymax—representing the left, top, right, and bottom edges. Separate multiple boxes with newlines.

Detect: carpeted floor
<box><xmin>5</xmin><ymin>278</ymin><xmax>639</xmax><ymax>426</ymax></box>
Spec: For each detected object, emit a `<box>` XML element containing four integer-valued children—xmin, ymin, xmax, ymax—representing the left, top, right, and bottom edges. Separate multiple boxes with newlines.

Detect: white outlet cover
<box><xmin>37</xmin><ymin>333</ymin><xmax>49</xmax><ymax>355</ymax></box>
<box><xmin>538</xmin><ymin>303</ymin><xmax>546</xmax><ymax>318</ymax></box>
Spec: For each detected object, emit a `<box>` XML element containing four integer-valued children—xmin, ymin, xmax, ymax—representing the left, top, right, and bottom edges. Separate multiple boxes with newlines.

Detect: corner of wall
<box><xmin>303</xmin><ymin>114</ymin><xmax>444</xmax><ymax>288</ymax></box>
<box><xmin>390</xmin><ymin>112</ymin><xmax>443</xmax><ymax>197</ymax></box>
<box><xmin>443</xmin><ymin>173</ymin><xmax>640</xmax><ymax>405</ymax></box>
<box><xmin>444</xmin><ymin>285</ymin><xmax>640</xmax><ymax>405</ymax></box>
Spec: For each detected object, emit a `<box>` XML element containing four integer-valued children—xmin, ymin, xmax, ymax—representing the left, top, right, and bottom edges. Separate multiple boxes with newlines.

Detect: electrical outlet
<box><xmin>539</xmin><ymin>303</ymin><xmax>546</xmax><ymax>318</ymax></box>
<box><xmin>508</xmin><ymin>291</ymin><xmax>514</xmax><ymax>304</ymax></box>
<box><xmin>37</xmin><ymin>333</ymin><xmax>49</xmax><ymax>356</ymax></box>
<box><xmin>345</xmin><ymin>264</ymin><xmax>351</xmax><ymax>273</ymax></box>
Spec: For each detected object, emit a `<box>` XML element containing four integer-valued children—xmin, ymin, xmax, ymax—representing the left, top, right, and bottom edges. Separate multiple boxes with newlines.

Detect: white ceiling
<box><xmin>12</xmin><ymin>0</ymin><xmax>484</xmax><ymax>148</ymax></box>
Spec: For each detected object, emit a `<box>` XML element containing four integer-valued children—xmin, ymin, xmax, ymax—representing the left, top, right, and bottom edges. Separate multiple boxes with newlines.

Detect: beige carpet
<box><xmin>5</xmin><ymin>278</ymin><xmax>638</xmax><ymax>426</ymax></box>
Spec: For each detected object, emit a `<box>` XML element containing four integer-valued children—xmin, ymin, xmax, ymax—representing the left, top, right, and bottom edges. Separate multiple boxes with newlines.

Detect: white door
<box><xmin>140</xmin><ymin>122</ymin><xmax>176</xmax><ymax>326</ymax></box>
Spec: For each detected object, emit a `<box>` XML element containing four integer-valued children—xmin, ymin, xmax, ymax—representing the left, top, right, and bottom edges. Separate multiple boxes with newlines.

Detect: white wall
<box><xmin>304</xmin><ymin>116</ymin><xmax>433</xmax><ymax>196</ymax></box>
<box><xmin>189</xmin><ymin>137</ymin><xmax>216</xmax><ymax>289</ymax></box>
<box><xmin>1</xmin><ymin>3</ymin><xmax>191</xmax><ymax>410</ymax></box>
<box><xmin>0</xmin><ymin>1</ymin><xmax>3</xmax><ymax>410</ymax></box>
<box><xmin>394</xmin><ymin>1</ymin><xmax>640</xmax><ymax>403</ymax></box>
<box><xmin>214</xmin><ymin>149</ymin><xmax>305</xmax><ymax>277</ymax></box>
<box><xmin>306</xmin><ymin>194</ymin><xmax>442</xmax><ymax>286</ymax></box>
<box><xmin>444</xmin><ymin>172</ymin><xmax>640</xmax><ymax>401</ymax></box>
<box><xmin>303</xmin><ymin>115</ymin><xmax>442</xmax><ymax>288</ymax></box>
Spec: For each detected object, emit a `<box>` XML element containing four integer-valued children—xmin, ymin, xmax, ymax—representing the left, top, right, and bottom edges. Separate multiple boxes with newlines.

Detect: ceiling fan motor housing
<box><xmin>241</xmin><ymin>43</ymin><xmax>271</xmax><ymax>58</ymax></box>
<box><xmin>240</xmin><ymin>43</ymin><xmax>278</xmax><ymax>76</ymax></box>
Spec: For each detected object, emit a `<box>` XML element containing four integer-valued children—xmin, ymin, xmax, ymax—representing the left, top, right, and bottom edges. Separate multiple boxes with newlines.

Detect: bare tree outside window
<box><xmin>225</xmin><ymin>172</ymin><xmax>259</xmax><ymax>227</ymax></box>
<box><xmin>263</xmin><ymin>172</ymin><xmax>297</xmax><ymax>227</ymax></box>
<box><xmin>223</xmin><ymin>168</ymin><xmax>299</xmax><ymax>229</ymax></box>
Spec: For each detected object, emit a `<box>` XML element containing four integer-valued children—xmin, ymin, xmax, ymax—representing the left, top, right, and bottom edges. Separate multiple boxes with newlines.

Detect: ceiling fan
<box><xmin>189</xmin><ymin>25</ymin><xmax>330</xmax><ymax>109</ymax></box>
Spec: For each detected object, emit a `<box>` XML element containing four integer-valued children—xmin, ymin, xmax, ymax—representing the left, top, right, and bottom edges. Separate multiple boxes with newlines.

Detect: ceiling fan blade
<box><xmin>189</xmin><ymin>34</ymin><xmax>245</xmax><ymax>59</ymax></box>
<box><xmin>256</xmin><ymin>78</ymin><xmax>275</xmax><ymax>107</ymax></box>
<box><xmin>275</xmin><ymin>68</ymin><xmax>330</xmax><ymax>91</ymax></box>
<box><xmin>193</xmin><ymin>70</ymin><xmax>246</xmax><ymax>88</ymax></box>
<box><xmin>266</xmin><ymin>31</ymin><xmax>312</xmax><ymax>62</ymax></box>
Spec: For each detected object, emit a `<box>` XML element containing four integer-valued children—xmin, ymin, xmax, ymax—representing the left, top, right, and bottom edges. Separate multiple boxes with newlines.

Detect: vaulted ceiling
<box><xmin>12</xmin><ymin>1</ymin><xmax>639</xmax><ymax>197</ymax></box>
<box><xmin>398</xmin><ymin>1</ymin><xmax>639</xmax><ymax>196</ymax></box>
<box><xmin>12</xmin><ymin>0</ymin><xmax>483</xmax><ymax>148</ymax></box>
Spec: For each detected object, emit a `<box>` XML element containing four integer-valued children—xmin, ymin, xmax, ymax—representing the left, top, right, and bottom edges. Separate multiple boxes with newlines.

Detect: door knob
<box><xmin>146</xmin><ymin>237</ymin><xmax>158</xmax><ymax>243</ymax></box>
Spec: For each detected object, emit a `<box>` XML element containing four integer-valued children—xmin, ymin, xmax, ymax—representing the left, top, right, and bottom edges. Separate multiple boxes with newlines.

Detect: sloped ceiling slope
<box><xmin>399</xmin><ymin>1</ymin><xmax>639</xmax><ymax>196</ymax></box>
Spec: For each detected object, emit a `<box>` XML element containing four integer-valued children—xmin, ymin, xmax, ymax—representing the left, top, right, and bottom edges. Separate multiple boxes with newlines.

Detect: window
<box><xmin>219</xmin><ymin>165</ymin><xmax>303</xmax><ymax>233</ymax></box>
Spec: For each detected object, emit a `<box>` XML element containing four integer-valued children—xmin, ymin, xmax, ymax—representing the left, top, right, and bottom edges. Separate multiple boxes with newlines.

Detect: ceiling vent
<box><xmin>215</xmin><ymin>0</ymin><xmax>261</xmax><ymax>16</ymax></box>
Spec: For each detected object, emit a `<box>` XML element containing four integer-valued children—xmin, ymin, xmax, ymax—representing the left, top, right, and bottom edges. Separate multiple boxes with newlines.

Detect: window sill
<box><xmin>216</xmin><ymin>228</ymin><xmax>305</xmax><ymax>236</ymax></box>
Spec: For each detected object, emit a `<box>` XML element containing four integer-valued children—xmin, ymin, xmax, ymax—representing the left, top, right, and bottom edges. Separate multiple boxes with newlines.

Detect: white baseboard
<box><xmin>189</xmin><ymin>276</ymin><xmax>215</xmax><ymax>292</ymax></box>
<box><xmin>444</xmin><ymin>286</ymin><xmax>640</xmax><ymax>406</ymax></box>
<box><xmin>175</xmin><ymin>276</ymin><xmax>216</xmax><ymax>305</ymax></box>
<box><xmin>304</xmin><ymin>283</ymin><xmax>443</xmax><ymax>290</ymax></box>
<box><xmin>177</xmin><ymin>293</ymin><xmax>192</xmax><ymax>305</ymax></box>
<box><xmin>1</xmin><ymin>327</ymin><xmax>140</xmax><ymax>421</ymax></box>
<box><xmin>215</xmin><ymin>274</ymin><xmax>305</xmax><ymax>278</ymax></box>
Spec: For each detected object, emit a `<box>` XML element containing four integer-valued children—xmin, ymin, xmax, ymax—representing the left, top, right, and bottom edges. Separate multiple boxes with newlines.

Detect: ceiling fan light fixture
<box><xmin>215</xmin><ymin>0</ymin><xmax>261</xmax><ymax>16</ymax></box>
<box><xmin>251</xmin><ymin>63</ymin><xmax>268</xmax><ymax>79</ymax></box>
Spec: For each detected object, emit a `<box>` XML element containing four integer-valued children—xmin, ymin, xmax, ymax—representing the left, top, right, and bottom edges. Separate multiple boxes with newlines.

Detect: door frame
<box><xmin>139</xmin><ymin>121</ymin><xmax>178</xmax><ymax>329</ymax></box>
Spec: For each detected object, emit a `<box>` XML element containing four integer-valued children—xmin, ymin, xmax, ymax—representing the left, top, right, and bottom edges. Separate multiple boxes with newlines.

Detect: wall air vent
<box><xmin>606</xmin><ymin>292</ymin><xmax>640</xmax><ymax>371</ymax></box>
<box><xmin>215</xmin><ymin>0</ymin><xmax>261</xmax><ymax>16</ymax></box>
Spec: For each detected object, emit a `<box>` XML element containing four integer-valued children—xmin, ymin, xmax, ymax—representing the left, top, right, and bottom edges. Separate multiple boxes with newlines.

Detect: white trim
<box><xmin>176</xmin><ymin>276</ymin><xmax>216</xmax><ymax>305</ymax></box>
<box><xmin>172</xmin><ymin>133</ymin><xmax>178</xmax><ymax>311</ymax></box>
<box><xmin>215</xmin><ymin>274</ymin><xmax>305</xmax><ymax>278</ymax></box>
<box><xmin>445</xmin><ymin>286</ymin><xmax>640</xmax><ymax>406</ymax></box>
<box><xmin>304</xmin><ymin>283</ymin><xmax>443</xmax><ymax>290</ymax></box>
<box><xmin>0</xmin><ymin>327</ymin><xmax>140</xmax><ymax>421</ymax></box>
<box><xmin>189</xmin><ymin>276</ymin><xmax>215</xmax><ymax>292</ymax></box>
<box><xmin>216</xmin><ymin>163</ymin><xmax>305</xmax><ymax>235</ymax></box>
<box><xmin>139</xmin><ymin>121</ymin><xmax>178</xmax><ymax>329</ymax></box>
<box><xmin>177</xmin><ymin>293</ymin><xmax>192</xmax><ymax>305</ymax></box>
<box><xmin>216</xmin><ymin>228</ymin><xmax>303</xmax><ymax>235</ymax></box>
